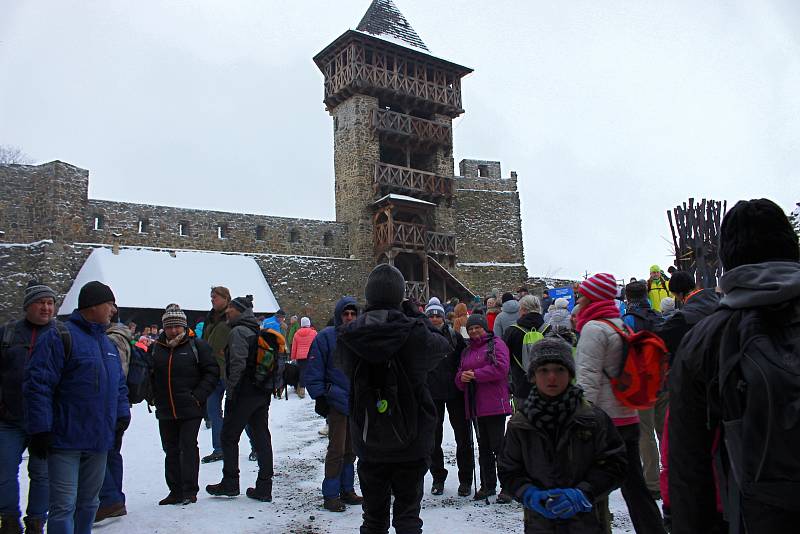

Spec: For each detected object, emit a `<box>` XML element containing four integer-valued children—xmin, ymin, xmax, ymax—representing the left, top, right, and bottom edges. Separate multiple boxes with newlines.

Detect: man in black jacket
<box><xmin>423</xmin><ymin>297</ymin><xmax>472</xmax><ymax>497</ymax></box>
<box><xmin>337</xmin><ymin>265</ymin><xmax>451</xmax><ymax>534</ymax></box>
<box><xmin>503</xmin><ymin>294</ymin><xmax>543</xmax><ymax>404</ymax></box>
<box><xmin>0</xmin><ymin>281</ymin><xmax>56</xmax><ymax>534</ymax></box>
<box><xmin>669</xmin><ymin>199</ymin><xmax>800</xmax><ymax>534</ymax></box>
<box><xmin>656</xmin><ymin>271</ymin><xmax>720</xmax><ymax>363</ymax></box>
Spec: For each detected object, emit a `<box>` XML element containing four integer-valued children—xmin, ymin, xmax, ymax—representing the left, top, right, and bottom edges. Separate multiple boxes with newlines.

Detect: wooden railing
<box><xmin>405</xmin><ymin>281</ymin><xmax>428</xmax><ymax>302</ymax></box>
<box><xmin>372</xmin><ymin>108</ymin><xmax>451</xmax><ymax>146</ymax></box>
<box><xmin>426</xmin><ymin>231</ymin><xmax>456</xmax><ymax>256</ymax></box>
<box><xmin>375</xmin><ymin>221</ymin><xmax>427</xmax><ymax>251</ymax></box>
<box><xmin>374</xmin><ymin>162</ymin><xmax>453</xmax><ymax>200</ymax></box>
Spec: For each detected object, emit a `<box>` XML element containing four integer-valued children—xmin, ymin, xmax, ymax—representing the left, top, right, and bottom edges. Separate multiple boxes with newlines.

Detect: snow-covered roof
<box><xmin>355</xmin><ymin>0</ymin><xmax>430</xmax><ymax>53</ymax></box>
<box><xmin>58</xmin><ymin>247</ymin><xmax>279</xmax><ymax>314</ymax></box>
<box><xmin>374</xmin><ymin>193</ymin><xmax>436</xmax><ymax>206</ymax></box>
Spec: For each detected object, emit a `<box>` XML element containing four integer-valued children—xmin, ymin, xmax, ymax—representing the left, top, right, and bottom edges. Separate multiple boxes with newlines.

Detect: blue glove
<box><xmin>522</xmin><ymin>486</ymin><xmax>558</xmax><ymax>519</ymax></box>
<box><xmin>546</xmin><ymin>488</ymin><xmax>592</xmax><ymax>519</ymax></box>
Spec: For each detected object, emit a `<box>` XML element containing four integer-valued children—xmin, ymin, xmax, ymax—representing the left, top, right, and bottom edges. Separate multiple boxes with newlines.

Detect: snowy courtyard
<box><xmin>22</xmin><ymin>394</ymin><xmax>633</xmax><ymax>533</ymax></box>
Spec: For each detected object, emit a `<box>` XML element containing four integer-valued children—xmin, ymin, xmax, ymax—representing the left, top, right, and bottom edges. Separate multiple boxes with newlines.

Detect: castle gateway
<box><xmin>0</xmin><ymin>0</ymin><xmax>527</xmax><ymax>322</ymax></box>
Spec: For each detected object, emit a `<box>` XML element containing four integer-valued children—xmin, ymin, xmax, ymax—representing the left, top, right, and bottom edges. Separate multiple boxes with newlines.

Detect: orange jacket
<box><xmin>290</xmin><ymin>327</ymin><xmax>317</xmax><ymax>361</ymax></box>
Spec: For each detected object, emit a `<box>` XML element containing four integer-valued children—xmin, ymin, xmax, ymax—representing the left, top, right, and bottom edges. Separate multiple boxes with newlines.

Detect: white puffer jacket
<box><xmin>575</xmin><ymin>318</ymin><xmax>637</xmax><ymax>421</ymax></box>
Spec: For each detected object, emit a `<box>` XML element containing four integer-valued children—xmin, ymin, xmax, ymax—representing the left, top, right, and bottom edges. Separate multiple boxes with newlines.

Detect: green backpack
<box><xmin>510</xmin><ymin>324</ymin><xmax>544</xmax><ymax>373</ymax></box>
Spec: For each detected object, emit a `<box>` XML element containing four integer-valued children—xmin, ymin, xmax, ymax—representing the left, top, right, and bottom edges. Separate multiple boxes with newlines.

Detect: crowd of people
<box><xmin>0</xmin><ymin>197</ymin><xmax>798</xmax><ymax>534</ymax></box>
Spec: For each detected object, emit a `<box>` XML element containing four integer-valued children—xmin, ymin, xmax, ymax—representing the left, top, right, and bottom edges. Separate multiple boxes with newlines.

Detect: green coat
<box><xmin>202</xmin><ymin>310</ymin><xmax>230</xmax><ymax>380</ymax></box>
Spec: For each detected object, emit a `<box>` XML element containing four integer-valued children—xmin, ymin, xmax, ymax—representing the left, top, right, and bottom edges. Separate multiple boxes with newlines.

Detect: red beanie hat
<box><xmin>579</xmin><ymin>273</ymin><xmax>618</xmax><ymax>302</ymax></box>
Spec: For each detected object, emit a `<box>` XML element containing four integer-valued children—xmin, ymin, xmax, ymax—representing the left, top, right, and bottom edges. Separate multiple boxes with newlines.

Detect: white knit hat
<box><xmin>300</xmin><ymin>317</ymin><xmax>311</xmax><ymax>328</ymax></box>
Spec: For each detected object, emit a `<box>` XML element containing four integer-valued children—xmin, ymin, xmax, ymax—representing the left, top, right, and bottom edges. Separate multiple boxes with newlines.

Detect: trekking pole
<box><xmin>468</xmin><ymin>381</ymin><xmax>489</xmax><ymax>504</ymax></box>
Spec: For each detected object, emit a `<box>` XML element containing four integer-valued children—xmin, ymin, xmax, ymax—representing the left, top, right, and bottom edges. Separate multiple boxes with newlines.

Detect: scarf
<box><xmin>524</xmin><ymin>384</ymin><xmax>583</xmax><ymax>437</ymax></box>
<box><xmin>166</xmin><ymin>332</ymin><xmax>187</xmax><ymax>348</ymax></box>
<box><xmin>575</xmin><ymin>300</ymin><xmax>620</xmax><ymax>333</ymax></box>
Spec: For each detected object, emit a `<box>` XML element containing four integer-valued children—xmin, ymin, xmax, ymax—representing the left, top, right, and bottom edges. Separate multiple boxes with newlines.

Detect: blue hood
<box><xmin>333</xmin><ymin>296</ymin><xmax>358</xmax><ymax>327</ymax></box>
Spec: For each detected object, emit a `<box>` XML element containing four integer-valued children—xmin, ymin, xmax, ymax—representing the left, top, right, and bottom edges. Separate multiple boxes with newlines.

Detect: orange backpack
<box><xmin>599</xmin><ymin>319</ymin><xmax>668</xmax><ymax>409</ymax></box>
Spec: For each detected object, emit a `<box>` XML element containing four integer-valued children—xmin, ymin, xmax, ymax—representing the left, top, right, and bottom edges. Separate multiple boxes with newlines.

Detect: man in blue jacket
<box><xmin>0</xmin><ymin>281</ymin><xmax>58</xmax><ymax>534</ymax></box>
<box><xmin>305</xmin><ymin>296</ymin><xmax>362</xmax><ymax>512</ymax></box>
<box><xmin>24</xmin><ymin>281</ymin><xmax>130</xmax><ymax>534</ymax></box>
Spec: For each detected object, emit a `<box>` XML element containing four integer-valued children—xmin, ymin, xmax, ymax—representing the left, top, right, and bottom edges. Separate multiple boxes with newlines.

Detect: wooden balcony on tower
<box><xmin>373</xmin><ymin>162</ymin><xmax>453</xmax><ymax>202</ymax></box>
<box><xmin>375</xmin><ymin>220</ymin><xmax>427</xmax><ymax>253</ymax></box>
<box><xmin>426</xmin><ymin>231</ymin><xmax>456</xmax><ymax>256</ymax></box>
<box><xmin>372</xmin><ymin>108</ymin><xmax>451</xmax><ymax>148</ymax></box>
<box><xmin>404</xmin><ymin>281</ymin><xmax>428</xmax><ymax>302</ymax></box>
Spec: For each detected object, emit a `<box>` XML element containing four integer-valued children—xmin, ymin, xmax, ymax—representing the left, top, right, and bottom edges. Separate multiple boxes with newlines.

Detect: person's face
<box><xmin>164</xmin><ymin>325</ymin><xmax>185</xmax><ymax>340</ymax></box>
<box><xmin>290</xmin><ymin>316</ymin><xmax>298</xmax><ymax>324</ymax></box>
<box><xmin>83</xmin><ymin>301</ymin><xmax>117</xmax><ymax>325</ymax></box>
<box><xmin>341</xmin><ymin>308</ymin><xmax>357</xmax><ymax>325</ymax></box>
<box><xmin>429</xmin><ymin>315</ymin><xmax>444</xmax><ymax>328</ymax></box>
<box><xmin>543</xmin><ymin>292</ymin><xmax>549</xmax><ymax>299</ymax></box>
<box><xmin>576</xmin><ymin>294</ymin><xmax>590</xmax><ymax>308</ymax></box>
<box><xmin>650</xmin><ymin>271</ymin><xmax>660</xmax><ymax>280</ymax></box>
<box><xmin>533</xmin><ymin>363</ymin><xmax>571</xmax><ymax>398</ymax></box>
<box><xmin>210</xmin><ymin>292</ymin><xmax>227</xmax><ymax>312</ymax></box>
<box><xmin>467</xmin><ymin>325</ymin><xmax>485</xmax><ymax>340</ymax></box>
<box><xmin>517</xmin><ymin>290</ymin><xmax>528</xmax><ymax>300</ymax></box>
<box><xmin>25</xmin><ymin>298</ymin><xmax>55</xmax><ymax>326</ymax></box>
<box><xmin>226</xmin><ymin>306</ymin><xmax>241</xmax><ymax>321</ymax></box>
<box><xmin>277</xmin><ymin>315</ymin><xmax>285</xmax><ymax>324</ymax></box>
<box><xmin>143</xmin><ymin>326</ymin><xmax>151</xmax><ymax>335</ymax></box>
<box><xmin>128</xmin><ymin>323</ymin><xmax>136</xmax><ymax>333</ymax></box>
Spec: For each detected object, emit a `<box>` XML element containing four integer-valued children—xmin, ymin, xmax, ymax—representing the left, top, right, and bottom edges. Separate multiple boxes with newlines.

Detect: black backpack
<box><xmin>126</xmin><ymin>342</ymin><xmax>153</xmax><ymax>405</ymax></box>
<box><xmin>351</xmin><ymin>352</ymin><xmax>418</xmax><ymax>453</ymax></box>
<box><xmin>623</xmin><ymin>307</ymin><xmax>664</xmax><ymax>333</ymax></box>
<box><xmin>717</xmin><ymin>304</ymin><xmax>800</xmax><ymax>516</ymax></box>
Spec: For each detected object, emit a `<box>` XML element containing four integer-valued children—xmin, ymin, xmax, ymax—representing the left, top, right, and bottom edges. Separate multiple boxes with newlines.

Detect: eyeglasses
<box><xmin>342</xmin><ymin>311</ymin><xmax>357</xmax><ymax>317</ymax></box>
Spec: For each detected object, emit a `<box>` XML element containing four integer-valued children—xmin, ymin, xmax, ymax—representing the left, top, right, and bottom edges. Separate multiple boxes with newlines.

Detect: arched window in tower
<box><xmin>93</xmin><ymin>214</ymin><xmax>104</xmax><ymax>231</ymax></box>
<box><xmin>289</xmin><ymin>227</ymin><xmax>299</xmax><ymax>243</ymax></box>
<box><xmin>323</xmin><ymin>230</ymin><xmax>333</xmax><ymax>247</ymax></box>
<box><xmin>138</xmin><ymin>218</ymin><xmax>149</xmax><ymax>234</ymax></box>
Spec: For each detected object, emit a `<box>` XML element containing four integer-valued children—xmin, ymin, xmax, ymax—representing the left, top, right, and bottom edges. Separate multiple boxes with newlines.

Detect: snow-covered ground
<box><xmin>21</xmin><ymin>394</ymin><xmax>634</xmax><ymax>533</ymax></box>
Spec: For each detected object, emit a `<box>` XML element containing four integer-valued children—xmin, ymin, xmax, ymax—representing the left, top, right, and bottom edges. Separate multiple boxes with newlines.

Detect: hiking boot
<box><xmin>340</xmin><ymin>490</ymin><xmax>363</xmax><ymax>505</ymax></box>
<box><xmin>0</xmin><ymin>515</ymin><xmax>22</xmax><ymax>534</ymax></box>
<box><xmin>457</xmin><ymin>483</ymin><xmax>472</xmax><ymax>497</ymax></box>
<box><xmin>94</xmin><ymin>502</ymin><xmax>126</xmax><ymax>523</ymax></box>
<box><xmin>318</xmin><ymin>424</ymin><xmax>329</xmax><ymax>437</ymax></box>
<box><xmin>246</xmin><ymin>487</ymin><xmax>272</xmax><ymax>502</ymax></box>
<box><xmin>431</xmin><ymin>482</ymin><xmax>444</xmax><ymax>496</ymax></box>
<box><xmin>201</xmin><ymin>451</ymin><xmax>223</xmax><ymax>464</ymax></box>
<box><xmin>182</xmin><ymin>495</ymin><xmax>197</xmax><ymax>505</ymax></box>
<box><xmin>248</xmin><ymin>450</ymin><xmax>258</xmax><ymax>462</ymax></box>
<box><xmin>323</xmin><ymin>497</ymin><xmax>346</xmax><ymax>512</ymax></box>
<box><xmin>22</xmin><ymin>517</ymin><xmax>44</xmax><ymax>534</ymax></box>
<box><xmin>158</xmin><ymin>493</ymin><xmax>183</xmax><ymax>506</ymax></box>
<box><xmin>496</xmin><ymin>491</ymin><xmax>513</xmax><ymax>504</ymax></box>
<box><xmin>473</xmin><ymin>487</ymin><xmax>496</xmax><ymax>501</ymax></box>
<box><xmin>206</xmin><ymin>479</ymin><xmax>240</xmax><ymax>497</ymax></box>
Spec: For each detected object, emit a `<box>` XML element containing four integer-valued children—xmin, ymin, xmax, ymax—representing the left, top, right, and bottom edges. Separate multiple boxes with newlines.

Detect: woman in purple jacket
<box><xmin>455</xmin><ymin>313</ymin><xmax>513</xmax><ymax>503</ymax></box>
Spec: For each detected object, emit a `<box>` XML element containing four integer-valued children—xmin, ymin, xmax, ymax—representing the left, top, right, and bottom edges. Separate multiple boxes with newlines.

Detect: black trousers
<box><xmin>476</xmin><ymin>414</ymin><xmax>506</xmax><ymax>491</ymax></box>
<box><xmin>222</xmin><ymin>381</ymin><xmax>273</xmax><ymax>484</ymax></box>
<box><xmin>617</xmin><ymin>423</ymin><xmax>665</xmax><ymax>534</ymax></box>
<box><xmin>430</xmin><ymin>397</ymin><xmax>473</xmax><ymax>486</ymax></box>
<box><xmin>358</xmin><ymin>459</ymin><xmax>428</xmax><ymax>534</ymax></box>
<box><xmin>158</xmin><ymin>417</ymin><xmax>202</xmax><ymax>497</ymax></box>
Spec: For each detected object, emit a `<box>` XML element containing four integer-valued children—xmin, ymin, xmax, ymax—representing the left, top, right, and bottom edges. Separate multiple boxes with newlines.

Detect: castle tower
<box><xmin>314</xmin><ymin>0</ymin><xmax>474</xmax><ymax>302</ymax></box>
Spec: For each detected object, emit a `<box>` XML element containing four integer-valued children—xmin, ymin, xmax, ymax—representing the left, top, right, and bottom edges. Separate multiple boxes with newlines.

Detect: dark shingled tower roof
<box><xmin>356</xmin><ymin>0</ymin><xmax>430</xmax><ymax>52</ymax></box>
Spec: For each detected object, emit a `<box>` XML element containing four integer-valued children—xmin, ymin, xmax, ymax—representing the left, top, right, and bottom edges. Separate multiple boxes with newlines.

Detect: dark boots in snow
<box><xmin>158</xmin><ymin>493</ymin><xmax>183</xmax><ymax>505</ymax></box>
<box><xmin>206</xmin><ymin>478</ymin><xmax>240</xmax><ymax>497</ymax></box>
<box><xmin>245</xmin><ymin>478</ymin><xmax>272</xmax><ymax>502</ymax></box>
<box><xmin>323</xmin><ymin>497</ymin><xmax>346</xmax><ymax>512</ymax></box>
<box><xmin>22</xmin><ymin>517</ymin><xmax>44</xmax><ymax>534</ymax></box>
<box><xmin>340</xmin><ymin>490</ymin><xmax>363</xmax><ymax>505</ymax></box>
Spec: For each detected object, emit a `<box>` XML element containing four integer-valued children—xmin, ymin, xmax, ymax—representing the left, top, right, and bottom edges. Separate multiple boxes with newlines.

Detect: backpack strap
<box><xmin>597</xmin><ymin>319</ymin><xmax>631</xmax><ymax>379</ymax></box>
<box><xmin>189</xmin><ymin>338</ymin><xmax>199</xmax><ymax>364</ymax></box>
<box><xmin>509</xmin><ymin>324</ymin><xmax>528</xmax><ymax>371</ymax></box>
<box><xmin>1</xmin><ymin>320</ymin><xmax>17</xmax><ymax>354</ymax></box>
<box><xmin>52</xmin><ymin>320</ymin><xmax>72</xmax><ymax>361</ymax></box>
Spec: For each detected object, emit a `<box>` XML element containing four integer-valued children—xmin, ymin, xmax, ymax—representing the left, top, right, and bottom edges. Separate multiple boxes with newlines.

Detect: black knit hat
<box><xmin>527</xmin><ymin>337</ymin><xmax>576</xmax><ymax>379</ymax></box>
<box><xmin>501</xmin><ymin>292</ymin><xmax>515</xmax><ymax>304</ymax></box>
<box><xmin>466</xmin><ymin>313</ymin><xmax>489</xmax><ymax>332</ymax></box>
<box><xmin>719</xmin><ymin>199</ymin><xmax>799</xmax><ymax>270</ymax></box>
<box><xmin>229</xmin><ymin>295</ymin><xmax>253</xmax><ymax>312</ymax></box>
<box><xmin>364</xmin><ymin>264</ymin><xmax>406</xmax><ymax>307</ymax></box>
<box><xmin>668</xmin><ymin>271</ymin><xmax>695</xmax><ymax>294</ymax></box>
<box><xmin>78</xmin><ymin>281</ymin><xmax>115</xmax><ymax>310</ymax></box>
<box><xmin>23</xmin><ymin>280</ymin><xmax>56</xmax><ymax>309</ymax></box>
<box><xmin>625</xmin><ymin>281</ymin><xmax>648</xmax><ymax>303</ymax></box>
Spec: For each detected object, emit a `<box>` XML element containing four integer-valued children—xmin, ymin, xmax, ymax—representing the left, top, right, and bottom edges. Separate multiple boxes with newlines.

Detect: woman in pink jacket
<box><xmin>455</xmin><ymin>313</ymin><xmax>512</xmax><ymax>503</ymax></box>
<box><xmin>290</xmin><ymin>317</ymin><xmax>317</xmax><ymax>398</ymax></box>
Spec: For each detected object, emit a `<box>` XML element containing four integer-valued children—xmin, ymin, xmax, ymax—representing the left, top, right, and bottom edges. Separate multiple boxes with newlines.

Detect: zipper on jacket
<box><xmin>168</xmin><ymin>349</ymin><xmax>177</xmax><ymax>418</ymax></box>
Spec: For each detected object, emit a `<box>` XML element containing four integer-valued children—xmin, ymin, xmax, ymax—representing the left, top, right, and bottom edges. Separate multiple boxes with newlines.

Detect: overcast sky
<box><xmin>1</xmin><ymin>1</ymin><xmax>798</xmax><ymax>281</ymax></box>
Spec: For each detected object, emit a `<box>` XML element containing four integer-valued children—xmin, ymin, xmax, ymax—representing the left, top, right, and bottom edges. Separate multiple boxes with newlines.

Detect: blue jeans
<box><xmin>98</xmin><ymin>441</ymin><xmax>124</xmax><ymax>507</ymax></box>
<box><xmin>0</xmin><ymin>420</ymin><xmax>48</xmax><ymax>520</ymax></box>
<box><xmin>206</xmin><ymin>380</ymin><xmax>225</xmax><ymax>454</ymax></box>
<box><xmin>47</xmin><ymin>449</ymin><xmax>107</xmax><ymax>534</ymax></box>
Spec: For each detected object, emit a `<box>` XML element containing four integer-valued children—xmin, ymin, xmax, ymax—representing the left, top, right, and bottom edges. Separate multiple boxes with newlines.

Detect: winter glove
<box><xmin>315</xmin><ymin>396</ymin><xmax>330</xmax><ymax>418</ymax></box>
<box><xmin>114</xmin><ymin>418</ymin><xmax>130</xmax><ymax>450</ymax></box>
<box><xmin>546</xmin><ymin>488</ymin><xmax>592</xmax><ymax>519</ymax></box>
<box><xmin>522</xmin><ymin>486</ymin><xmax>558</xmax><ymax>519</ymax></box>
<box><xmin>28</xmin><ymin>432</ymin><xmax>53</xmax><ymax>459</ymax></box>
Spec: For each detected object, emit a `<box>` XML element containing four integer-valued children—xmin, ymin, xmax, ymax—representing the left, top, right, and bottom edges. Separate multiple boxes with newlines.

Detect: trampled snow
<box><xmin>58</xmin><ymin>247</ymin><xmax>279</xmax><ymax>314</ymax></box>
<box><xmin>19</xmin><ymin>395</ymin><xmax>634</xmax><ymax>533</ymax></box>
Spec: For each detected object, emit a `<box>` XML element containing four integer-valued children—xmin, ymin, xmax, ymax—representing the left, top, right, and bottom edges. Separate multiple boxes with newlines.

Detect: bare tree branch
<box><xmin>0</xmin><ymin>145</ymin><xmax>34</xmax><ymax>164</ymax></box>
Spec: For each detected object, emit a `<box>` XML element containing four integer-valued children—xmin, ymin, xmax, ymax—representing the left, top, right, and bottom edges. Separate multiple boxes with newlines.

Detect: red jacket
<box><xmin>290</xmin><ymin>327</ymin><xmax>317</xmax><ymax>361</ymax></box>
